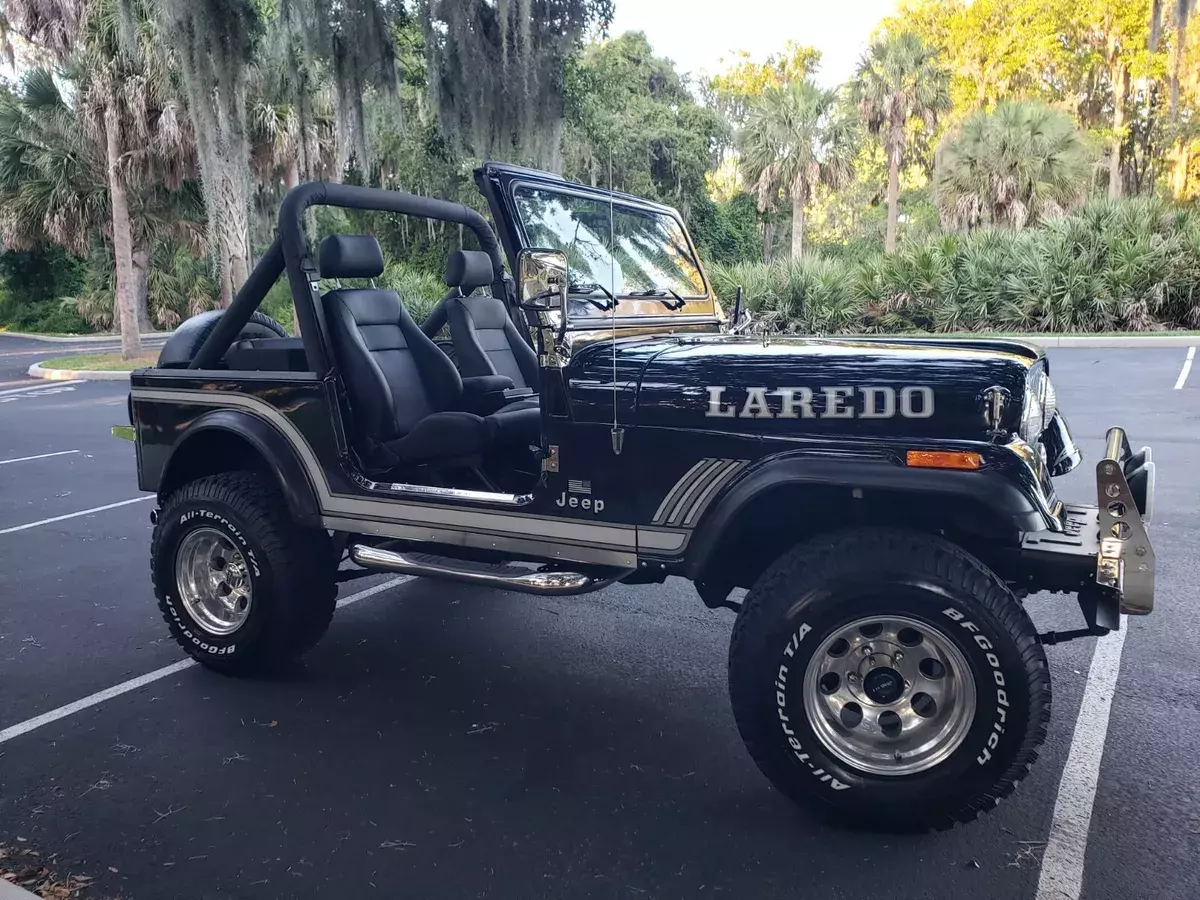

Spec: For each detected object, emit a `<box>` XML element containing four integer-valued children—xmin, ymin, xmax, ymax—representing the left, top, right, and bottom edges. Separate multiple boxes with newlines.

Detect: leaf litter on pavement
<box><xmin>0</xmin><ymin>842</ymin><xmax>100</xmax><ymax>899</ymax></box>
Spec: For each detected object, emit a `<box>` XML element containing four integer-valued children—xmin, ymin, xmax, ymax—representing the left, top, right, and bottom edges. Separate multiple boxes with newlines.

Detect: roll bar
<box><xmin>190</xmin><ymin>236</ymin><xmax>284</xmax><ymax>369</ymax></box>
<box><xmin>190</xmin><ymin>181</ymin><xmax>506</xmax><ymax>374</ymax></box>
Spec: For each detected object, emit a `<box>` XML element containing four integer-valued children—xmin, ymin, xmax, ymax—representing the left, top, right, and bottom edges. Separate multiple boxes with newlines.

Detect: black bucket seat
<box><xmin>444</xmin><ymin>250</ymin><xmax>539</xmax><ymax>396</ymax></box>
<box><xmin>319</xmin><ymin>235</ymin><xmax>539</xmax><ymax>472</ymax></box>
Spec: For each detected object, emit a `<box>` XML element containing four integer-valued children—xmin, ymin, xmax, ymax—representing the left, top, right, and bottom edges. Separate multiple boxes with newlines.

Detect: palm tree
<box><xmin>936</xmin><ymin>101</ymin><xmax>1092</xmax><ymax>231</ymax></box>
<box><xmin>0</xmin><ymin>0</ymin><xmax>145</xmax><ymax>357</ymax></box>
<box><xmin>738</xmin><ymin>79</ymin><xmax>855</xmax><ymax>260</ymax></box>
<box><xmin>0</xmin><ymin>67</ymin><xmax>107</xmax><ymax>255</ymax></box>
<box><xmin>1</xmin><ymin>0</ymin><xmax>200</xmax><ymax>355</ymax></box>
<box><xmin>125</xmin><ymin>0</ymin><xmax>259</xmax><ymax>305</ymax></box>
<box><xmin>853</xmin><ymin>32</ymin><xmax>949</xmax><ymax>253</ymax></box>
<box><xmin>248</xmin><ymin>30</ymin><xmax>337</xmax><ymax>194</ymax></box>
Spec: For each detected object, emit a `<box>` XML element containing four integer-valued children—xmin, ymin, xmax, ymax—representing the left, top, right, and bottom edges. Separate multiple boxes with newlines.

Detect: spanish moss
<box><xmin>422</xmin><ymin>0</ymin><xmax>612</xmax><ymax>170</ymax></box>
<box><xmin>277</xmin><ymin>0</ymin><xmax>399</xmax><ymax>174</ymax></box>
<box><xmin>123</xmin><ymin>0</ymin><xmax>260</xmax><ymax>300</ymax></box>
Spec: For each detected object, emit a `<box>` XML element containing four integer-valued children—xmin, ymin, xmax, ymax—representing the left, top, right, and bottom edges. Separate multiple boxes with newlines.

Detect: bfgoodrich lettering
<box><xmin>705</xmin><ymin>385</ymin><xmax>934</xmax><ymax>420</ymax></box>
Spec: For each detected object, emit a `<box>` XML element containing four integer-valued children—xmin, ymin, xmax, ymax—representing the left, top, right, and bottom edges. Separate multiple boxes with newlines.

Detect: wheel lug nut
<box><xmin>861</xmin><ymin>646</ymin><xmax>872</xmax><ymax>656</ymax></box>
<box><xmin>894</xmin><ymin>651</ymin><xmax>904</xmax><ymax>661</ymax></box>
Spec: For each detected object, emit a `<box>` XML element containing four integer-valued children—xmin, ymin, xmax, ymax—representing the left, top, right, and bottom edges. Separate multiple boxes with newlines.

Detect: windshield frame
<box><xmin>506</xmin><ymin>178</ymin><xmax>718</xmax><ymax>328</ymax></box>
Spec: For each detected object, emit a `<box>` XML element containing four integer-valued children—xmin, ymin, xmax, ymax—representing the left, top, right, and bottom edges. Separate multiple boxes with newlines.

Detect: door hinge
<box><xmin>541</xmin><ymin>444</ymin><xmax>560</xmax><ymax>473</ymax></box>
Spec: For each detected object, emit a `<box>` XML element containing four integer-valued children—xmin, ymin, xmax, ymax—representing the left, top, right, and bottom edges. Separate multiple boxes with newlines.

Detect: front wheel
<box><xmin>728</xmin><ymin>528</ymin><xmax>1050</xmax><ymax>832</ymax></box>
<box><xmin>151</xmin><ymin>472</ymin><xmax>337</xmax><ymax>675</ymax></box>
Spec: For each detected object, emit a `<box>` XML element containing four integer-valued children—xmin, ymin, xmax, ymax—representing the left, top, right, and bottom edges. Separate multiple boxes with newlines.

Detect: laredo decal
<box><xmin>705</xmin><ymin>385</ymin><xmax>934</xmax><ymax>420</ymax></box>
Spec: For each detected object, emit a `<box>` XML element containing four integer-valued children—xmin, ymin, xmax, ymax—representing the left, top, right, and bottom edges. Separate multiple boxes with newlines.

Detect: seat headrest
<box><xmin>445</xmin><ymin>250</ymin><xmax>495</xmax><ymax>292</ymax></box>
<box><xmin>318</xmin><ymin>235</ymin><xmax>385</xmax><ymax>279</ymax></box>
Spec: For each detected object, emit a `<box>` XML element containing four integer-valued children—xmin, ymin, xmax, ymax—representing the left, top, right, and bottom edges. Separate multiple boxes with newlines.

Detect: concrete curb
<box><xmin>0</xmin><ymin>330</ymin><xmax>171</xmax><ymax>343</ymax></box>
<box><xmin>0</xmin><ymin>877</ymin><xmax>42</xmax><ymax>899</ymax></box>
<box><xmin>932</xmin><ymin>335</ymin><xmax>1199</xmax><ymax>348</ymax></box>
<box><xmin>28</xmin><ymin>362</ymin><xmax>134</xmax><ymax>381</ymax></box>
<box><xmin>23</xmin><ymin>334</ymin><xmax>1200</xmax><ymax>384</ymax></box>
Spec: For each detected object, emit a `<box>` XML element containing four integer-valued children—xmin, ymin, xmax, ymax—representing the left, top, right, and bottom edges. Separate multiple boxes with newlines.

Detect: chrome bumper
<box><xmin>1095</xmin><ymin>426</ymin><xmax>1155</xmax><ymax>615</ymax></box>
<box><xmin>1019</xmin><ymin>426</ymin><xmax>1155</xmax><ymax>616</ymax></box>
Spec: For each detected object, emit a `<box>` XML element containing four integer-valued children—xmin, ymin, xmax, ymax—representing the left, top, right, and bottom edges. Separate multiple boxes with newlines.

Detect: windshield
<box><xmin>512</xmin><ymin>185</ymin><xmax>708</xmax><ymax>318</ymax></box>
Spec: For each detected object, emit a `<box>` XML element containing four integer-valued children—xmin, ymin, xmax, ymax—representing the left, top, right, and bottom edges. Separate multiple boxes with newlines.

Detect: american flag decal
<box><xmin>568</xmin><ymin>479</ymin><xmax>591</xmax><ymax>495</ymax></box>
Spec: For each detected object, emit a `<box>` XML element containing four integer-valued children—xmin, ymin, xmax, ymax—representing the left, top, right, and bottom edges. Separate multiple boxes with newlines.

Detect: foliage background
<box><xmin>1</xmin><ymin>0</ymin><xmax>1198</xmax><ymax>338</ymax></box>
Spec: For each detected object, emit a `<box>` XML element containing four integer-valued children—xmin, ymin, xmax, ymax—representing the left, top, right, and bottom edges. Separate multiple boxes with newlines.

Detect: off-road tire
<box><xmin>728</xmin><ymin>527</ymin><xmax>1050</xmax><ymax>832</ymax></box>
<box><xmin>151</xmin><ymin>472</ymin><xmax>337</xmax><ymax>675</ymax></box>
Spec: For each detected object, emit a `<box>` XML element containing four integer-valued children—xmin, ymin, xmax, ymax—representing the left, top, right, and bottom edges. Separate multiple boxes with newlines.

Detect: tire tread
<box><xmin>151</xmin><ymin>471</ymin><xmax>336</xmax><ymax>674</ymax></box>
<box><xmin>728</xmin><ymin>527</ymin><xmax>1051</xmax><ymax>832</ymax></box>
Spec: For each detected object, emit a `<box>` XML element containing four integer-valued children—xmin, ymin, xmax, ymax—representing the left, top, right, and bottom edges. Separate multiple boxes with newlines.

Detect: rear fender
<box><xmin>157</xmin><ymin>409</ymin><xmax>321</xmax><ymax>527</ymax></box>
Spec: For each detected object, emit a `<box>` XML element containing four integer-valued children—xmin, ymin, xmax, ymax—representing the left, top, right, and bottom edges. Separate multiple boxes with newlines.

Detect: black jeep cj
<box><xmin>118</xmin><ymin>163</ymin><xmax>1157</xmax><ymax>831</ymax></box>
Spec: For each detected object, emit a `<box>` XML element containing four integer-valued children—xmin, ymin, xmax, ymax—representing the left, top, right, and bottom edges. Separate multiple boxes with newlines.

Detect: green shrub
<box><xmin>260</xmin><ymin>279</ymin><xmax>297</xmax><ymax>331</ymax></box>
<box><xmin>0</xmin><ymin>247</ymin><xmax>93</xmax><ymax>333</ymax></box>
<box><xmin>707</xmin><ymin>196</ymin><xmax>1200</xmax><ymax>334</ymax></box>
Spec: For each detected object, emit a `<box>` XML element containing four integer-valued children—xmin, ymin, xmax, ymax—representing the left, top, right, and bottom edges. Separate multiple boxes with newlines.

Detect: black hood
<box><xmin>568</xmin><ymin>333</ymin><xmax>1041</xmax><ymax>442</ymax></box>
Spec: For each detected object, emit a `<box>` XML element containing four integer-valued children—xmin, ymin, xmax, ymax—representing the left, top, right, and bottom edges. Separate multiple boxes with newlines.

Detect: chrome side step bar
<box><xmin>349</xmin><ymin>544</ymin><xmax>629</xmax><ymax>596</ymax></box>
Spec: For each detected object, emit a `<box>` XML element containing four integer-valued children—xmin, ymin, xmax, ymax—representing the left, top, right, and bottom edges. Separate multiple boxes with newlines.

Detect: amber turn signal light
<box><xmin>905</xmin><ymin>450</ymin><xmax>983</xmax><ymax>470</ymax></box>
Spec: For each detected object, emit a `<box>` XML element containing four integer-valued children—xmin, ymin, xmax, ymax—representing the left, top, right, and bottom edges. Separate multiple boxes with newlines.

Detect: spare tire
<box><xmin>157</xmin><ymin>310</ymin><xmax>289</xmax><ymax>368</ymax></box>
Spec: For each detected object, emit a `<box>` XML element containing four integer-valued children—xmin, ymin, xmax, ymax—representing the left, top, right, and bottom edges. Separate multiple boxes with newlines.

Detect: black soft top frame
<box><xmin>190</xmin><ymin>182</ymin><xmax>507</xmax><ymax>375</ymax></box>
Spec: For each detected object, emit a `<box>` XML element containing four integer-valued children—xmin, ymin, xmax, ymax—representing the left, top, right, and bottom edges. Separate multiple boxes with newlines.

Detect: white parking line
<box><xmin>1035</xmin><ymin>618</ymin><xmax>1129</xmax><ymax>900</ymax></box>
<box><xmin>0</xmin><ymin>659</ymin><xmax>197</xmax><ymax>746</ymax></box>
<box><xmin>0</xmin><ymin>380</ymin><xmax>84</xmax><ymax>397</ymax></box>
<box><xmin>1173</xmin><ymin>346</ymin><xmax>1195</xmax><ymax>390</ymax></box>
<box><xmin>0</xmin><ymin>496</ymin><xmax>153</xmax><ymax>536</ymax></box>
<box><xmin>0</xmin><ymin>449</ymin><xmax>79</xmax><ymax>466</ymax></box>
<box><xmin>0</xmin><ymin>575</ymin><xmax>411</xmax><ymax>747</ymax></box>
<box><xmin>335</xmin><ymin>574</ymin><xmax>413</xmax><ymax>608</ymax></box>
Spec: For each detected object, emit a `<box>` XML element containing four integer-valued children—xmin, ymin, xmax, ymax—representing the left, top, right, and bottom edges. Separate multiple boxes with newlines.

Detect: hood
<box><xmin>613</xmin><ymin>334</ymin><xmax>1040</xmax><ymax>442</ymax></box>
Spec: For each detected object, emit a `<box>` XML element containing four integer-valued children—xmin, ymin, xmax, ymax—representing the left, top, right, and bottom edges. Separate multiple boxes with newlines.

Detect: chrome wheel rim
<box><xmin>802</xmin><ymin>615</ymin><xmax>976</xmax><ymax>776</ymax></box>
<box><xmin>175</xmin><ymin>527</ymin><xmax>253</xmax><ymax>636</ymax></box>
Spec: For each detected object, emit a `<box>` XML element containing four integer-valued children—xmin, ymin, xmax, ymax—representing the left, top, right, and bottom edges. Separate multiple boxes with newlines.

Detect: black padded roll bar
<box><xmin>192</xmin><ymin>182</ymin><xmax>506</xmax><ymax>374</ymax></box>
<box><xmin>190</xmin><ymin>236</ymin><xmax>285</xmax><ymax>369</ymax></box>
<box><xmin>278</xmin><ymin>182</ymin><xmax>505</xmax><ymax>375</ymax></box>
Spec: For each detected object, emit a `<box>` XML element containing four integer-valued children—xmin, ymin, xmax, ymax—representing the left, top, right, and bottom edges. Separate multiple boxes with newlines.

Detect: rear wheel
<box><xmin>151</xmin><ymin>472</ymin><xmax>336</xmax><ymax>675</ymax></box>
<box><xmin>727</xmin><ymin>527</ymin><xmax>1050</xmax><ymax>831</ymax></box>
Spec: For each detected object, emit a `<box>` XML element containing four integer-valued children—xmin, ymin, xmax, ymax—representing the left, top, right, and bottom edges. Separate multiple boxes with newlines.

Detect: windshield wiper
<box><xmin>626</xmin><ymin>287</ymin><xmax>687</xmax><ymax>311</ymax></box>
<box><xmin>568</xmin><ymin>281</ymin><xmax>616</xmax><ymax>311</ymax></box>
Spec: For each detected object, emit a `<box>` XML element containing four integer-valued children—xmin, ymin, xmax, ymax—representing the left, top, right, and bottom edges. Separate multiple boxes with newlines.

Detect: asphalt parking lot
<box><xmin>1</xmin><ymin>335</ymin><xmax>1197</xmax><ymax>900</ymax></box>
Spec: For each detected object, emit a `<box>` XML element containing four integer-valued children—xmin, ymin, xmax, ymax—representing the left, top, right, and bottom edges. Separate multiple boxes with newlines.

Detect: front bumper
<box><xmin>1021</xmin><ymin>426</ymin><xmax>1156</xmax><ymax>616</ymax></box>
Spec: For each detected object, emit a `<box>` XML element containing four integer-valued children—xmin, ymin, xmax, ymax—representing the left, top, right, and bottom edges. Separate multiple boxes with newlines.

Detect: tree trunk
<box><xmin>284</xmin><ymin>157</ymin><xmax>300</xmax><ymax>191</ymax></box>
<box><xmin>1174</xmin><ymin>142</ymin><xmax>1192</xmax><ymax>196</ymax></box>
<box><xmin>132</xmin><ymin>243</ymin><xmax>151</xmax><ymax>332</ymax></box>
<box><xmin>885</xmin><ymin>147</ymin><xmax>901</xmax><ymax>253</ymax></box>
<box><xmin>1171</xmin><ymin>13</ymin><xmax>1190</xmax><ymax>125</ymax></box>
<box><xmin>1109</xmin><ymin>62</ymin><xmax>1129</xmax><ymax>199</ymax></box>
<box><xmin>762</xmin><ymin>220</ymin><xmax>774</xmax><ymax>264</ymax></box>
<box><xmin>791</xmin><ymin>194</ymin><xmax>805</xmax><ymax>259</ymax></box>
<box><xmin>219</xmin><ymin>264</ymin><xmax>233</xmax><ymax>308</ymax></box>
<box><xmin>105</xmin><ymin>103</ymin><xmax>141</xmax><ymax>360</ymax></box>
<box><xmin>216</xmin><ymin>165</ymin><xmax>251</xmax><ymax>305</ymax></box>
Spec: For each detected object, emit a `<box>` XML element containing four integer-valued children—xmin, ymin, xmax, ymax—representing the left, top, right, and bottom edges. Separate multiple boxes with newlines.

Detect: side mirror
<box><xmin>517</xmin><ymin>248</ymin><xmax>568</xmax><ymax>311</ymax></box>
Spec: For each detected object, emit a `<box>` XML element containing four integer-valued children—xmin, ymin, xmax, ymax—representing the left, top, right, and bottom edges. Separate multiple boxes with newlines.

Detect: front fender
<box><xmin>157</xmin><ymin>408</ymin><xmax>321</xmax><ymax>527</ymax></box>
<box><xmin>683</xmin><ymin>448</ymin><xmax>1054</xmax><ymax>580</ymax></box>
